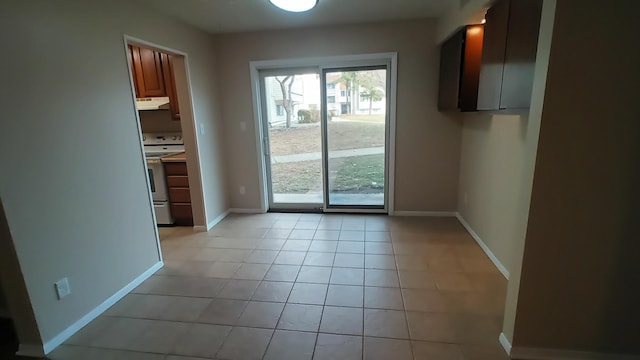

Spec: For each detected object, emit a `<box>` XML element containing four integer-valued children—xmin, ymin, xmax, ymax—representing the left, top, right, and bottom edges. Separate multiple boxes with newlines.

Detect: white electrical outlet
<box><xmin>199</xmin><ymin>123</ymin><xmax>205</xmax><ymax>135</ymax></box>
<box><xmin>239</xmin><ymin>121</ymin><xmax>246</xmax><ymax>131</ymax></box>
<box><xmin>239</xmin><ymin>186</ymin><xmax>246</xmax><ymax>195</ymax></box>
<box><xmin>54</xmin><ymin>278</ymin><xmax>71</xmax><ymax>300</ymax></box>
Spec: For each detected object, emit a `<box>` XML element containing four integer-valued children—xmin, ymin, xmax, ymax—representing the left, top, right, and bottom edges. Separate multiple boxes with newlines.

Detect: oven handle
<box><xmin>148</xmin><ymin>168</ymin><xmax>156</xmax><ymax>193</ymax></box>
<box><xmin>147</xmin><ymin>159</ymin><xmax>162</xmax><ymax>164</ymax></box>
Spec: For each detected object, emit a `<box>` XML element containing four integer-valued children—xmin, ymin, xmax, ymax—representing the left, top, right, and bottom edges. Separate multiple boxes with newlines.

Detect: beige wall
<box><xmin>139</xmin><ymin>111</ymin><xmax>183</xmax><ymax>133</ymax></box>
<box><xmin>510</xmin><ymin>0</ymin><xmax>640</xmax><ymax>354</ymax></box>
<box><xmin>0</xmin><ymin>0</ymin><xmax>227</xmax><ymax>350</ymax></box>
<box><xmin>214</xmin><ymin>20</ymin><xmax>462</xmax><ymax>211</ymax></box>
<box><xmin>172</xmin><ymin>54</ymin><xmax>229</xmax><ymax>227</ymax></box>
<box><xmin>455</xmin><ymin>0</ymin><xmax>556</xmax><ymax>345</ymax></box>
<box><xmin>500</xmin><ymin>0</ymin><xmax>556</xmax><ymax>345</ymax></box>
<box><xmin>436</xmin><ymin>0</ymin><xmax>490</xmax><ymax>44</ymax></box>
<box><xmin>457</xmin><ymin>112</ymin><xmax>530</xmax><ymax>275</ymax></box>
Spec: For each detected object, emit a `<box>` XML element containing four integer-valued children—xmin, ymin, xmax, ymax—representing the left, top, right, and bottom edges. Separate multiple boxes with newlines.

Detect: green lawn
<box><xmin>269</xmin><ymin>121</ymin><xmax>384</xmax><ymax>156</ymax></box>
<box><xmin>271</xmin><ymin>160</ymin><xmax>322</xmax><ymax>193</ymax></box>
<box><xmin>272</xmin><ymin>154</ymin><xmax>384</xmax><ymax>194</ymax></box>
<box><xmin>330</xmin><ymin>154</ymin><xmax>384</xmax><ymax>192</ymax></box>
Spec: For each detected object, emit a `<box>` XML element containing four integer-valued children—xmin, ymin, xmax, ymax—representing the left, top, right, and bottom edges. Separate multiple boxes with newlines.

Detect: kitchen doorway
<box><xmin>253</xmin><ymin>54</ymin><xmax>397</xmax><ymax>214</ymax></box>
<box><xmin>124</xmin><ymin>36</ymin><xmax>207</xmax><ymax>238</ymax></box>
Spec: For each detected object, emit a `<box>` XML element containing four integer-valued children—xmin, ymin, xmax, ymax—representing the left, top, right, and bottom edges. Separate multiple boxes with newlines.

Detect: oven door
<box><xmin>153</xmin><ymin>200</ymin><xmax>173</xmax><ymax>225</ymax></box>
<box><xmin>146</xmin><ymin>159</ymin><xmax>168</xmax><ymax>202</ymax></box>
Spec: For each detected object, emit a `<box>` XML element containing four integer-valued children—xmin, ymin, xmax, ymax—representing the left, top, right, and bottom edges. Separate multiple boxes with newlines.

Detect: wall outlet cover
<box><xmin>54</xmin><ymin>278</ymin><xmax>71</xmax><ymax>300</ymax></box>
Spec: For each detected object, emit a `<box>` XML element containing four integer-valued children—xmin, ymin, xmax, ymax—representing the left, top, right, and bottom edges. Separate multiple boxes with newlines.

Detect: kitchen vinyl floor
<box><xmin>49</xmin><ymin>213</ymin><xmax>509</xmax><ymax>360</ymax></box>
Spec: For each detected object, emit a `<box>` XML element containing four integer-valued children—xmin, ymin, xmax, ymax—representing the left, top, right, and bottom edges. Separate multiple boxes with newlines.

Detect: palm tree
<box><xmin>360</xmin><ymin>87</ymin><xmax>384</xmax><ymax>115</ymax></box>
<box><xmin>332</xmin><ymin>72</ymin><xmax>361</xmax><ymax>115</ymax></box>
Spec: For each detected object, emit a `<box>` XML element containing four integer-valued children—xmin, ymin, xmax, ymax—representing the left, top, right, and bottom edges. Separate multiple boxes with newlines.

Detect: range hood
<box><xmin>136</xmin><ymin>97</ymin><xmax>170</xmax><ymax>111</ymax></box>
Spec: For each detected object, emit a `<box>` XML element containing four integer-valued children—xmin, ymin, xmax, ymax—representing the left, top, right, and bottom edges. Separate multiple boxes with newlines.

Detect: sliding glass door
<box><xmin>261</xmin><ymin>69</ymin><xmax>324</xmax><ymax>210</ymax></box>
<box><xmin>323</xmin><ymin>67</ymin><xmax>388</xmax><ymax>209</ymax></box>
<box><xmin>260</xmin><ymin>64</ymin><xmax>390</xmax><ymax>212</ymax></box>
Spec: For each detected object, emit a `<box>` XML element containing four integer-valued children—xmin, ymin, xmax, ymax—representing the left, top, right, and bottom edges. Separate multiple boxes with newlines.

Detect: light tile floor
<box><xmin>49</xmin><ymin>213</ymin><xmax>509</xmax><ymax>360</ymax></box>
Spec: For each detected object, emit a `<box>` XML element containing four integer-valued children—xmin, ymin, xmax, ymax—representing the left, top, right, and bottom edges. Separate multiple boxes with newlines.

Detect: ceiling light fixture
<box><xmin>269</xmin><ymin>0</ymin><xmax>318</xmax><ymax>12</ymax></box>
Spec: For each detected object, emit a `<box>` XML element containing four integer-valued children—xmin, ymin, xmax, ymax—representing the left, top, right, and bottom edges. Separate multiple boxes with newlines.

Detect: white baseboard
<box><xmin>455</xmin><ymin>213</ymin><xmax>510</xmax><ymax>280</ymax></box>
<box><xmin>229</xmin><ymin>208</ymin><xmax>265</xmax><ymax>214</ymax></box>
<box><xmin>510</xmin><ymin>347</ymin><xmax>639</xmax><ymax>360</ymax></box>
<box><xmin>194</xmin><ymin>209</ymin><xmax>230</xmax><ymax>232</ymax></box>
<box><xmin>39</xmin><ymin>261</ymin><xmax>163</xmax><ymax>355</ymax></box>
<box><xmin>499</xmin><ymin>332</ymin><xmax>512</xmax><ymax>355</ymax></box>
<box><xmin>499</xmin><ymin>332</ymin><xmax>637</xmax><ymax>360</ymax></box>
<box><xmin>392</xmin><ymin>211</ymin><xmax>457</xmax><ymax>217</ymax></box>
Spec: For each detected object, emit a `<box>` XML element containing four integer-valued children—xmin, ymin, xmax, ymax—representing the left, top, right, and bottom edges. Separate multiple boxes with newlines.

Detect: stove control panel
<box><xmin>142</xmin><ymin>133</ymin><xmax>184</xmax><ymax>145</ymax></box>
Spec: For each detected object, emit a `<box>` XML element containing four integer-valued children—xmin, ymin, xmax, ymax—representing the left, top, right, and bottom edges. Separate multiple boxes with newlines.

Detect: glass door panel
<box><xmin>261</xmin><ymin>70</ymin><xmax>324</xmax><ymax>208</ymax></box>
<box><xmin>323</xmin><ymin>68</ymin><xmax>387</xmax><ymax>208</ymax></box>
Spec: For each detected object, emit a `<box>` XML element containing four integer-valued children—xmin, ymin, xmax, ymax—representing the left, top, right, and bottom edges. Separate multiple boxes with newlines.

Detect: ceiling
<box><xmin>136</xmin><ymin>0</ymin><xmax>452</xmax><ymax>34</ymax></box>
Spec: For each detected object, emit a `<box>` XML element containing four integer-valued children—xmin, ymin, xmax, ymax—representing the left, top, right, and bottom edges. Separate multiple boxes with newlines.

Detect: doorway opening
<box><xmin>124</xmin><ymin>36</ymin><xmax>207</xmax><ymax>245</ymax></box>
<box><xmin>252</xmin><ymin>54</ymin><xmax>397</xmax><ymax>214</ymax></box>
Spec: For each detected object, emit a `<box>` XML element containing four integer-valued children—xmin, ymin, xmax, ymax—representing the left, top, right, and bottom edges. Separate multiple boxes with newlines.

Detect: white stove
<box><xmin>143</xmin><ymin>133</ymin><xmax>184</xmax><ymax>225</ymax></box>
<box><xmin>143</xmin><ymin>133</ymin><xmax>184</xmax><ymax>157</ymax></box>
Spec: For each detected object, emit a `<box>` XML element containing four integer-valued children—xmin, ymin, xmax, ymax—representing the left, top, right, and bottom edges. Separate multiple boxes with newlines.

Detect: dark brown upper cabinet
<box><xmin>477</xmin><ymin>0</ymin><xmax>543</xmax><ymax>110</ymax></box>
<box><xmin>438</xmin><ymin>24</ymin><xmax>485</xmax><ymax>112</ymax></box>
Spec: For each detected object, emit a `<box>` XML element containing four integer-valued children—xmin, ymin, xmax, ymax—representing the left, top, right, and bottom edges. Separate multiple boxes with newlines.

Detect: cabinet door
<box><xmin>169</xmin><ymin>188</ymin><xmax>191</xmax><ymax>204</ymax></box>
<box><xmin>164</xmin><ymin>162</ymin><xmax>188</xmax><ymax>176</ymax></box>
<box><xmin>477</xmin><ymin>0</ymin><xmax>510</xmax><ymax>110</ymax></box>
<box><xmin>171</xmin><ymin>204</ymin><xmax>193</xmax><ymax>226</ymax></box>
<box><xmin>167</xmin><ymin>175</ymin><xmax>189</xmax><ymax>187</ymax></box>
<box><xmin>459</xmin><ymin>25</ymin><xmax>484</xmax><ymax>111</ymax></box>
<box><xmin>131</xmin><ymin>46</ymin><xmax>166</xmax><ymax>98</ymax></box>
<box><xmin>500</xmin><ymin>0</ymin><xmax>543</xmax><ymax>109</ymax></box>
<box><xmin>127</xmin><ymin>45</ymin><xmax>140</xmax><ymax>98</ymax></box>
<box><xmin>161</xmin><ymin>53</ymin><xmax>181</xmax><ymax>120</ymax></box>
<box><xmin>438</xmin><ymin>29</ymin><xmax>464</xmax><ymax>111</ymax></box>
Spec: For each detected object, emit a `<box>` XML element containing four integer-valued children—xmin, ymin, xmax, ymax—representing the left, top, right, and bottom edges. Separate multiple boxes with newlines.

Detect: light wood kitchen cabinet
<box><xmin>163</xmin><ymin>160</ymin><xmax>193</xmax><ymax>226</ymax></box>
<box><xmin>438</xmin><ymin>25</ymin><xmax>485</xmax><ymax>112</ymax></box>
<box><xmin>477</xmin><ymin>0</ymin><xmax>543</xmax><ymax>110</ymax></box>
<box><xmin>128</xmin><ymin>44</ymin><xmax>181</xmax><ymax>120</ymax></box>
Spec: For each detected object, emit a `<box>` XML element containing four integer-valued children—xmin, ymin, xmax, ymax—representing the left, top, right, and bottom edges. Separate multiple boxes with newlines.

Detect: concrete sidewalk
<box><xmin>272</xmin><ymin>146</ymin><xmax>384</xmax><ymax>164</ymax></box>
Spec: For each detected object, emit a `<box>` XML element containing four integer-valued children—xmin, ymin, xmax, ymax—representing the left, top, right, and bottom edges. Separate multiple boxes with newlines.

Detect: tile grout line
<box><xmin>261</xmin><ymin>221</ymin><xmax>318</xmax><ymax>360</ymax></box>
<box><xmin>151</xmin><ymin>215</ymin><xmax>503</xmax><ymax>360</ymax></box>
<box><xmin>214</xmin><ymin>218</ymin><xmax>279</xmax><ymax>360</ymax></box>
<box><xmin>392</xmin><ymin>229</ymin><xmax>419</xmax><ymax>360</ymax></box>
<box><xmin>310</xmin><ymin>226</ymin><xmax>335</xmax><ymax>360</ymax></box>
<box><xmin>257</xmin><ymin>219</ymin><xmax>288</xmax><ymax>360</ymax></box>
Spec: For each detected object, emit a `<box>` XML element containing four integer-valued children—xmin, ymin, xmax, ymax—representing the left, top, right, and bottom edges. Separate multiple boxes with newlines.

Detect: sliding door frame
<box><xmin>320</xmin><ymin>65</ymin><xmax>390</xmax><ymax>213</ymax></box>
<box><xmin>249</xmin><ymin>53</ymin><xmax>398</xmax><ymax>214</ymax></box>
<box><xmin>258</xmin><ymin>67</ymin><xmax>324</xmax><ymax>211</ymax></box>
